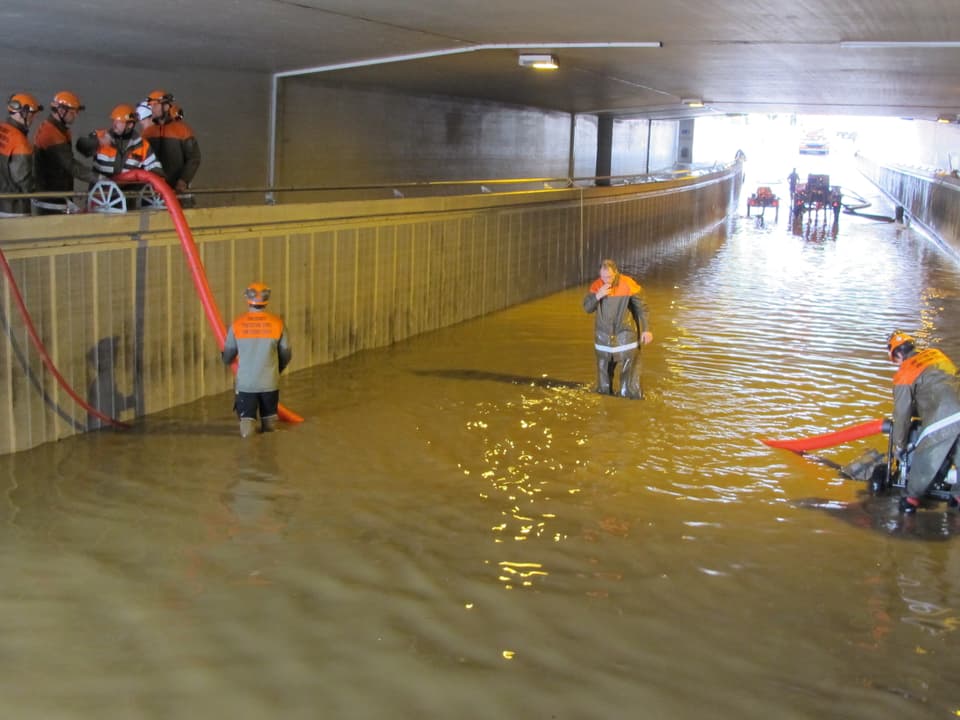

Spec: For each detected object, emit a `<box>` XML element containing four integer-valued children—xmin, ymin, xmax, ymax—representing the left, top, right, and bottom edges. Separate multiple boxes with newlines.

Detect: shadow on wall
<box><xmin>87</xmin><ymin>335</ymin><xmax>136</xmax><ymax>430</ymax></box>
<box><xmin>0</xmin><ymin>303</ymin><xmax>86</xmax><ymax>432</ymax></box>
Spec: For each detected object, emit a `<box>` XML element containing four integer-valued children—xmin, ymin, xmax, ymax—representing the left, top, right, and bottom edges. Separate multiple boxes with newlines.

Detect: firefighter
<box><xmin>33</xmin><ymin>90</ymin><xmax>93</xmax><ymax>211</ymax></box>
<box><xmin>222</xmin><ymin>283</ymin><xmax>292</xmax><ymax>438</ymax></box>
<box><xmin>583</xmin><ymin>259</ymin><xmax>653</xmax><ymax>399</ymax></box>
<box><xmin>77</xmin><ymin>104</ymin><xmax>164</xmax><ymax>179</ymax></box>
<box><xmin>887</xmin><ymin>331</ymin><xmax>960</xmax><ymax>513</ymax></box>
<box><xmin>141</xmin><ymin>89</ymin><xmax>201</xmax><ymax>198</ymax></box>
<box><xmin>0</xmin><ymin>92</ymin><xmax>42</xmax><ymax>215</ymax></box>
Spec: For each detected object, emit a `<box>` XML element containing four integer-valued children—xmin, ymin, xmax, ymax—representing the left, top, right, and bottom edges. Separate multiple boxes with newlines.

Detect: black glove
<box><xmin>898</xmin><ymin>496</ymin><xmax>918</xmax><ymax>514</ymax></box>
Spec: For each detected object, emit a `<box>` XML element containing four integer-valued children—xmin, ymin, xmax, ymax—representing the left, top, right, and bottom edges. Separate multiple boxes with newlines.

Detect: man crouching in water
<box><xmin>887</xmin><ymin>330</ymin><xmax>960</xmax><ymax>513</ymax></box>
<box><xmin>222</xmin><ymin>282</ymin><xmax>292</xmax><ymax>437</ymax></box>
<box><xmin>583</xmin><ymin>259</ymin><xmax>653</xmax><ymax>399</ymax></box>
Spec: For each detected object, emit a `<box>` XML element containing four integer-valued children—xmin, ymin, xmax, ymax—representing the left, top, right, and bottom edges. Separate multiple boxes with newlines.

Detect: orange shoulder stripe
<box><xmin>0</xmin><ymin>125</ymin><xmax>32</xmax><ymax>155</ymax></box>
<box><xmin>610</xmin><ymin>275</ymin><xmax>642</xmax><ymax>296</ymax></box>
<box><xmin>894</xmin><ymin>348</ymin><xmax>958</xmax><ymax>384</ymax></box>
<box><xmin>34</xmin><ymin>121</ymin><xmax>69</xmax><ymax>149</ymax></box>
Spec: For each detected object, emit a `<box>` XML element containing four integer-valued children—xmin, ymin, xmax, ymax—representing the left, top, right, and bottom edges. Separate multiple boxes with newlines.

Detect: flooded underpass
<box><xmin>2</xmin><ymin>171</ymin><xmax>960</xmax><ymax>718</ymax></box>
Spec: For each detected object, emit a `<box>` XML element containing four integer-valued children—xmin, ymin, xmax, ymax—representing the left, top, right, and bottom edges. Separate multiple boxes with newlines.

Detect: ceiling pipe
<box><xmin>840</xmin><ymin>40</ymin><xmax>960</xmax><ymax>49</ymax></box>
<box><xmin>267</xmin><ymin>41</ymin><xmax>663</xmax><ymax>188</ymax></box>
<box><xmin>273</xmin><ymin>42</ymin><xmax>662</xmax><ymax>79</ymax></box>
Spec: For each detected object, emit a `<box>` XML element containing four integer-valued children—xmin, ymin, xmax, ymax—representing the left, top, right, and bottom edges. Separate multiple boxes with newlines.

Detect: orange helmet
<box><xmin>146</xmin><ymin>89</ymin><xmax>174</xmax><ymax>104</ymax></box>
<box><xmin>245</xmin><ymin>282</ymin><xmax>271</xmax><ymax>307</ymax></box>
<box><xmin>50</xmin><ymin>91</ymin><xmax>84</xmax><ymax>111</ymax></box>
<box><xmin>7</xmin><ymin>92</ymin><xmax>43</xmax><ymax>115</ymax></box>
<box><xmin>887</xmin><ymin>330</ymin><xmax>915</xmax><ymax>362</ymax></box>
<box><xmin>110</xmin><ymin>104</ymin><xmax>137</xmax><ymax>122</ymax></box>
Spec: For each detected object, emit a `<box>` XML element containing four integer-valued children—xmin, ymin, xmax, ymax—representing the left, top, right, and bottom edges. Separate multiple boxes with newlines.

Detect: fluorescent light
<box><xmin>937</xmin><ymin>114</ymin><xmax>955</xmax><ymax>123</ymax></box>
<box><xmin>518</xmin><ymin>53</ymin><xmax>559</xmax><ymax>70</ymax></box>
<box><xmin>841</xmin><ymin>40</ymin><xmax>960</xmax><ymax>48</ymax></box>
<box><xmin>682</xmin><ymin>98</ymin><xmax>705</xmax><ymax>108</ymax></box>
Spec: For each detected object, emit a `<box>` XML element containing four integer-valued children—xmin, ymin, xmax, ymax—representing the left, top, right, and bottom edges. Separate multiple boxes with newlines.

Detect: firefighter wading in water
<box><xmin>583</xmin><ymin>259</ymin><xmax>653</xmax><ymax>399</ymax></box>
<box><xmin>222</xmin><ymin>282</ymin><xmax>292</xmax><ymax>438</ymax></box>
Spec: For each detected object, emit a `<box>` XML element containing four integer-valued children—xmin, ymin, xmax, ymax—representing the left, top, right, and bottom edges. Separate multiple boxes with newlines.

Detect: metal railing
<box><xmin>0</xmin><ymin>162</ymin><xmax>732</xmax><ymax>216</ymax></box>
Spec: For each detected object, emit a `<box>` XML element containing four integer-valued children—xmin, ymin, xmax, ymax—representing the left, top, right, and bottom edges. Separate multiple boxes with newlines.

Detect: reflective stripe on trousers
<box><xmin>912</xmin><ymin>410</ymin><xmax>960</xmax><ymax>448</ymax></box>
<box><xmin>594</xmin><ymin>341</ymin><xmax>639</xmax><ymax>353</ymax></box>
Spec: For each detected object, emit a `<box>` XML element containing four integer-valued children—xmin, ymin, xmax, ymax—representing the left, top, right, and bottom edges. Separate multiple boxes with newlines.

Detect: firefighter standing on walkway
<box><xmin>0</xmin><ymin>92</ymin><xmax>42</xmax><ymax>215</ymax></box>
<box><xmin>77</xmin><ymin>104</ymin><xmax>164</xmax><ymax>180</ymax></box>
<box><xmin>33</xmin><ymin>91</ymin><xmax>93</xmax><ymax>212</ymax></box>
<box><xmin>141</xmin><ymin>89</ymin><xmax>201</xmax><ymax>200</ymax></box>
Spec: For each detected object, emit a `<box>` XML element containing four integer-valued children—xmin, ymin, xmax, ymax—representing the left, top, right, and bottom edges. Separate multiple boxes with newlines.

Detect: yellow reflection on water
<box><xmin>497</xmin><ymin>560</ymin><xmax>548</xmax><ymax>590</ymax></box>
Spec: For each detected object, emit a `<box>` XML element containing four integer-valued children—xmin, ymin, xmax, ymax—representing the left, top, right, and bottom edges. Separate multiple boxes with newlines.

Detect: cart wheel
<box><xmin>87</xmin><ymin>180</ymin><xmax>127</xmax><ymax>214</ymax></box>
<box><xmin>136</xmin><ymin>183</ymin><xmax>166</xmax><ymax>209</ymax></box>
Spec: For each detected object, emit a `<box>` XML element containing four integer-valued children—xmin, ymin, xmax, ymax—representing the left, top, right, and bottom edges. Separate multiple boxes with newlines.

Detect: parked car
<box><xmin>799</xmin><ymin>132</ymin><xmax>829</xmax><ymax>155</ymax></box>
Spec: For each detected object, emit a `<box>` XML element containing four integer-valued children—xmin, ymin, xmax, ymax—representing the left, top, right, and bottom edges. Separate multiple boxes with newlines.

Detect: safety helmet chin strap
<box><xmin>9</xmin><ymin>111</ymin><xmax>29</xmax><ymax>129</ymax></box>
<box><xmin>53</xmin><ymin>106</ymin><xmax>73</xmax><ymax>125</ymax></box>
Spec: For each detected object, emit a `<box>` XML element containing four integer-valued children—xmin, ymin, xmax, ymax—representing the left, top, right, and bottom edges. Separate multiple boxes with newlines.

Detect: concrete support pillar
<box><xmin>678</xmin><ymin>119</ymin><xmax>694</xmax><ymax>165</ymax></box>
<box><xmin>596</xmin><ymin>115</ymin><xmax>613</xmax><ymax>186</ymax></box>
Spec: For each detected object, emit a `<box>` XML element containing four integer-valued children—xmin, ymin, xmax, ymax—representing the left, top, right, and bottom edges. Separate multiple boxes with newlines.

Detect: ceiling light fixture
<box><xmin>840</xmin><ymin>40</ymin><xmax>960</xmax><ymax>49</ymax></box>
<box><xmin>682</xmin><ymin>98</ymin><xmax>705</xmax><ymax>108</ymax></box>
<box><xmin>937</xmin><ymin>114</ymin><xmax>955</xmax><ymax>123</ymax></box>
<box><xmin>518</xmin><ymin>53</ymin><xmax>559</xmax><ymax>70</ymax></box>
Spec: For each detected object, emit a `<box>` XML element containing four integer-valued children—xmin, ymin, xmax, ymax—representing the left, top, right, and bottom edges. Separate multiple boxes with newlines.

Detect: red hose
<box><xmin>760</xmin><ymin>418</ymin><xmax>886</xmax><ymax>452</ymax></box>
<box><xmin>0</xmin><ymin>247</ymin><xmax>130</xmax><ymax>429</ymax></box>
<box><xmin>117</xmin><ymin>171</ymin><xmax>303</xmax><ymax>423</ymax></box>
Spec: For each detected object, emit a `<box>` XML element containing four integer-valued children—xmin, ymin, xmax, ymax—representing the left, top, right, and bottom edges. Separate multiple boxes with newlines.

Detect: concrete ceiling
<box><xmin>4</xmin><ymin>0</ymin><xmax>960</xmax><ymax>121</ymax></box>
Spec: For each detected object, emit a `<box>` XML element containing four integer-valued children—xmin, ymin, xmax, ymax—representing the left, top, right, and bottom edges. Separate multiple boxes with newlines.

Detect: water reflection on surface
<box><xmin>2</xmin><ymin>177</ymin><xmax>960</xmax><ymax>718</ymax></box>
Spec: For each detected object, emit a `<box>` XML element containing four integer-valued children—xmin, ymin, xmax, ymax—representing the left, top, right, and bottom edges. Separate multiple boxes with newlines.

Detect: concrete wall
<box><xmin>0</xmin><ymin>169</ymin><xmax>741</xmax><ymax>456</ymax></box>
<box><xmin>280</xmin><ymin>79</ymin><xmax>578</xmax><ymax>187</ymax></box>
<box><xmin>0</xmin><ymin>50</ymin><xmax>269</xmax><ymax>194</ymax></box>
<box><xmin>856</xmin><ymin>118</ymin><xmax>960</xmax><ymax>173</ymax></box>
<box><xmin>278</xmin><ymin>78</ymin><xmax>679</xmax><ymax>193</ymax></box>
<box><xmin>858</xmin><ymin>156</ymin><xmax>960</xmax><ymax>262</ymax></box>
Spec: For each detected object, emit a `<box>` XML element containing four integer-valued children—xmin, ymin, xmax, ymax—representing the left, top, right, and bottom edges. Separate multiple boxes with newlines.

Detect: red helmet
<box><xmin>51</xmin><ymin>91</ymin><xmax>85</xmax><ymax>111</ymax></box>
<box><xmin>146</xmin><ymin>89</ymin><xmax>174</xmax><ymax>104</ymax></box>
<box><xmin>245</xmin><ymin>282</ymin><xmax>271</xmax><ymax>307</ymax></box>
<box><xmin>110</xmin><ymin>104</ymin><xmax>137</xmax><ymax>122</ymax></box>
<box><xmin>7</xmin><ymin>92</ymin><xmax>43</xmax><ymax>115</ymax></box>
<box><xmin>887</xmin><ymin>330</ymin><xmax>915</xmax><ymax>362</ymax></box>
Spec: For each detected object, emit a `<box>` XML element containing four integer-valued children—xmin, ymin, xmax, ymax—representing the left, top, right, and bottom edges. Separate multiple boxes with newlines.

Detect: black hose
<box><xmin>839</xmin><ymin>189</ymin><xmax>896</xmax><ymax>222</ymax></box>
